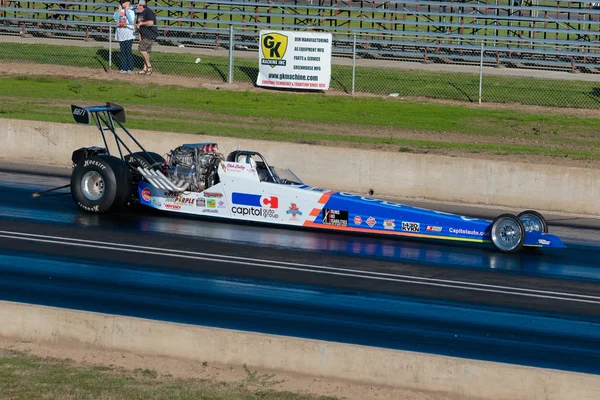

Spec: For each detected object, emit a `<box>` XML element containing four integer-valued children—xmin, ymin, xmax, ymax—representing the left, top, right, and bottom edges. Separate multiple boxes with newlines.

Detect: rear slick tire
<box><xmin>70</xmin><ymin>155</ymin><xmax>132</xmax><ymax>213</ymax></box>
<box><xmin>490</xmin><ymin>214</ymin><xmax>526</xmax><ymax>253</ymax></box>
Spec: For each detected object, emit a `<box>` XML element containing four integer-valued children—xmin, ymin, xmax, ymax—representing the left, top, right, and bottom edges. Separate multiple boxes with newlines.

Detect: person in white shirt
<box><xmin>113</xmin><ymin>0</ymin><xmax>136</xmax><ymax>73</ymax></box>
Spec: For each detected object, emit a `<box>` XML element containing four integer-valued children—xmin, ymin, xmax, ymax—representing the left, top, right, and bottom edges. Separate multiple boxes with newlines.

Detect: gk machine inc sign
<box><xmin>257</xmin><ymin>30</ymin><xmax>332</xmax><ymax>90</ymax></box>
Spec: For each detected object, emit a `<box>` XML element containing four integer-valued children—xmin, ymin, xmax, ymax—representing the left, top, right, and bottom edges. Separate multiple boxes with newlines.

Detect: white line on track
<box><xmin>1</xmin><ymin>229</ymin><xmax>599</xmax><ymax>304</ymax></box>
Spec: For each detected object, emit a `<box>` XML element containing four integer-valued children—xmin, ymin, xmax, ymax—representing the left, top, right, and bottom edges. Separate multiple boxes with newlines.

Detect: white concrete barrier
<box><xmin>1</xmin><ymin>118</ymin><xmax>599</xmax><ymax>215</ymax></box>
<box><xmin>0</xmin><ymin>300</ymin><xmax>598</xmax><ymax>400</ymax></box>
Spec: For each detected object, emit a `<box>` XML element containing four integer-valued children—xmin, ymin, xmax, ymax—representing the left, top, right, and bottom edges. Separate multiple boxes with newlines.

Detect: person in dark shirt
<box><xmin>135</xmin><ymin>0</ymin><xmax>158</xmax><ymax>75</ymax></box>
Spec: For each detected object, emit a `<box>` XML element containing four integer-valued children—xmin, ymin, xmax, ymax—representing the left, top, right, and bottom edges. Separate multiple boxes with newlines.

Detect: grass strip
<box><xmin>1</xmin><ymin>75</ymin><xmax>600</xmax><ymax>161</ymax></box>
<box><xmin>1</xmin><ymin>75</ymin><xmax>597</xmax><ymax>133</ymax></box>
<box><xmin>2</xmin><ymin>42</ymin><xmax>600</xmax><ymax>108</ymax></box>
<box><xmin>4</xmin><ymin>101</ymin><xmax>599</xmax><ymax>160</ymax></box>
<box><xmin>0</xmin><ymin>349</ymin><xmax>337</xmax><ymax>400</ymax></box>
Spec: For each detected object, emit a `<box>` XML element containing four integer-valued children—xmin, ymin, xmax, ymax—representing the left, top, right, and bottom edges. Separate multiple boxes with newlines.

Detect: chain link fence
<box><xmin>343</xmin><ymin>32</ymin><xmax>600</xmax><ymax>108</ymax></box>
<box><xmin>1</xmin><ymin>22</ymin><xmax>600</xmax><ymax>109</ymax></box>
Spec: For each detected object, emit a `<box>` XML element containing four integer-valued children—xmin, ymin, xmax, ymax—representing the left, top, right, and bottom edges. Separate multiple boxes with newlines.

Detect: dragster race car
<box><xmin>40</xmin><ymin>103</ymin><xmax>565</xmax><ymax>253</ymax></box>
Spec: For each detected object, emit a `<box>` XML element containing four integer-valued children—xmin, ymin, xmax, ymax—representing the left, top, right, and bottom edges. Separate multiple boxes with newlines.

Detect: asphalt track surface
<box><xmin>1</xmin><ymin>165</ymin><xmax>600</xmax><ymax>374</ymax></box>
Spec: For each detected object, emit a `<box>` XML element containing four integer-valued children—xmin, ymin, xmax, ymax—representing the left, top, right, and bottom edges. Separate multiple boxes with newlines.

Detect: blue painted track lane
<box><xmin>1</xmin><ymin>250</ymin><xmax>600</xmax><ymax>375</ymax></box>
<box><xmin>1</xmin><ymin>170</ymin><xmax>600</xmax><ymax>375</ymax></box>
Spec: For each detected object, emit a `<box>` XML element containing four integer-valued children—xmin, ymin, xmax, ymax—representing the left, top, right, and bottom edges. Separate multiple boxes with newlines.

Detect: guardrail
<box><xmin>3</xmin><ymin>19</ymin><xmax>600</xmax><ymax>71</ymax></box>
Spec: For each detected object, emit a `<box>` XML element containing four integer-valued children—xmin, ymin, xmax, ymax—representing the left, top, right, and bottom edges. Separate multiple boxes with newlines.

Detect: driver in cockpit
<box><xmin>244</xmin><ymin>155</ymin><xmax>269</xmax><ymax>182</ymax></box>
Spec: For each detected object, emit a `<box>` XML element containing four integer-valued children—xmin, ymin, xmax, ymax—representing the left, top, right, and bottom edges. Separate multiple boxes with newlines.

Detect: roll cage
<box><xmin>226</xmin><ymin>150</ymin><xmax>303</xmax><ymax>185</ymax></box>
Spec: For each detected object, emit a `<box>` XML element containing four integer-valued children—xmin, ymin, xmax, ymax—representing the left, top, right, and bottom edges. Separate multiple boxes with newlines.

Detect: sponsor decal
<box><xmin>538</xmin><ymin>239</ymin><xmax>551</xmax><ymax>245</ymax></box>
<box><xmin>217</xmin><ymin>200</ymin><xmax>226</xmax><ymax>209</ymax></box>
<box><xmin>232</xmin><ymin>193</ymin><xmax>279</xmax><ymax>209</ymax></box>
<box><xmin>165</xmin><ymin>204</ymin><xmax>181</xmax><ymax>210</ymax></box>
<box><xmin>261</xmin><ymin>196</ymin><xmax>278</xmax><ymax>208</ymax></box>
<box><xmin>286</xmin><ymin>203</ymin><xmax>303</xmax><ymax>221</ymax></box>
<box><xmin>141</xmin><ymin>187</ymin><xmax>153</xmax><ymax>202</ymax></box>
<box><xmin>366</xmin><ymin>216</ymin><xmax>376</xmax><ymax>228</ymax></box>
<box><xmin>260</xmin><ymin>32</ymin><xmax>288</xmax><ymax>67</ymax></box>
<box><xmin>353</xmin><ymin>216</ymin><xmax>362</xmax><ymax>225</ymax></box>
<box><xmin>322</xmin><ymin>209</ymin><xmax>348</xmax><ymax>227</ymax></box>
<box><xmin>226</xmin><ymin>163</ymin><xmax>245</xmax><ymax>172</ymax></box>
<box><xmin>231</xmin><ymin>206</ymin><xmax>279</xmax><ymax>219</ymax></box>
<box><xmin>207</xmin><ymin>199</ymin><xmax>216</xmax><ymax>209</ymax></box>
<box><xmin>220</xmin><ymin>162</ymin><xmax>226</xmax><ymax>172</ymax></box>
<box><xmin>165</xmin><ymin>192</ymin><xmax>195</xmax><ymax>205</ymax></box>
<box><xmin>401</xmin><ymin>222</ymin><xmax>420</xmax><ymax>232</ymax></box>
<box><xmin>383</xmin><ymin>219</ymin><xmax>395</xmax><ymax>230</ymax></box>
<box><xmin>203</xmin><ymin>209</ymin><xmax>219</xmax><ymax>214</ymax></box>
<box><xmin>204</xmin><ymin>192</ymin><xmax>223</xmax><ymax>198</ymax></box>
<box><xmin>177</xmin><ymin>197</ymin><xmax>194</xmax><ymax>205</ymax></box>
<box><xmin>448</xmin><ymin>228</ymin><xmax>489</xmax><ymax>237</ymax></box>
<box><xmin>151</xmin><ymin>199</ymin><xmax>162</xmax><ymax>207</ymax></box>
<box><xmin>426</xmin><ymin>225</ymin><xmax>443</xmax><ymax>233</ymax></box>
<box><xmin>196</xmin><ymin>198</ymin><xmax>206</xmax><ymax>207</ymax></box>
<box><xmin>83</xmin><ymin>159</ymin><xmax>106</xmax><ymax>170</ymax></box>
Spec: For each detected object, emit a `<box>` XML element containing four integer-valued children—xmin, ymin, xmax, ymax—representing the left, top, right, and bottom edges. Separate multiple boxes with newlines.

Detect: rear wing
<box><xmin>71</xmin><ymin>103</ymin><xmax>126</xmax><ymax>125</ymax></box>
<box><xmin>69</xmin><ymin>102</ymin><xmax>153</xmax><ymax>169</ymax></box>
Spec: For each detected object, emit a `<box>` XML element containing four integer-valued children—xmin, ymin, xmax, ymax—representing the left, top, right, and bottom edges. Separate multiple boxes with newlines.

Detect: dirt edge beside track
<box><xmin>0</xmin><ymin>336</ymin><xmax>454</xmax><ymax>400</ymax></box>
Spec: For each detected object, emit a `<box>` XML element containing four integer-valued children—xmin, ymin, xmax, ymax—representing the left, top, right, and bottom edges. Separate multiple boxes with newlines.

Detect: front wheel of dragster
<box><xmin>490</xmin><ymin>214</ymin><xmax>526</xmax><ymax>253</ymax></box>
<box><xmin>517</xmin><ymin>210</ymin><xmax>548</xmax><ymax>233</ymax></box>
<box><xmin>70</xmin><ymin>155</ymin><xmax>132</xmax><ymax>213</ymax></box>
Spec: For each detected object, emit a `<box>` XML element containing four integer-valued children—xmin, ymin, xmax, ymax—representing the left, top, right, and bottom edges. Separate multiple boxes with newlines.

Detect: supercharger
<box><xmin>164</xmin><ymin>143</ymin><xmax>223</xmax><ymax>192</ymax></box>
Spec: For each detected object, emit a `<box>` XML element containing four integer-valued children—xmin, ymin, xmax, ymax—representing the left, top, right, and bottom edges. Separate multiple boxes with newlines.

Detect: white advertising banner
<box><xmin>257</xmin><ymin>30</ymin><xmax>332</xmax><ymax>90</ymax></box>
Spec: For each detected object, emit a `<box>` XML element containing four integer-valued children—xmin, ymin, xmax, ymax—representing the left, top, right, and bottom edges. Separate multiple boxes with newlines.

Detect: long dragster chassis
<box><xmin>36</xmin><ymin>103</ymin><xmax>566</xmax><ymax>253</ymax></box>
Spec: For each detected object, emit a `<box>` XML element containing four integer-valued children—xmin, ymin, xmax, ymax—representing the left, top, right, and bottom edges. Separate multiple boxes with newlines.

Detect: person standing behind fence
<box><xmin>113</xmin><ymin>0</ymin><xmax>136</xmax><ymax>74</ymax></box>
<box><xmin>135</xmin><ymin>0</ymin><xmax>158</xmax><ymax>75</ymax></box>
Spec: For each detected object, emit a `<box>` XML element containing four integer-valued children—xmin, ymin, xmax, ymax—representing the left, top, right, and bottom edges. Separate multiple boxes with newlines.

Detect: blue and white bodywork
<box><xmin>137</xmin><ymin>146</ymin><xmax>565</xmax><ymax>253</ymax></box>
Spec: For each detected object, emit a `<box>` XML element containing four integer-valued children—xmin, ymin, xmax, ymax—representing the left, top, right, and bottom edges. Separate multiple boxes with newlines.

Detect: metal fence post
<box><xmin>478</xmin><ymin>40</ymin><xmax>484</xmax><ymax>105</ymax></box>
<box><xmin>351</xmin><ymin>33</ymin><xmax>356</xmax><ymax>96</ymax></box>
<box><xmin>228</xmin><ymin>25</ymin><xmax>234</xmax><ymax>84</ymax></box>
<box><xmin>108</xmin><ymin>23</ymin><xmax>112</xmax><ymax>70</ymax></box>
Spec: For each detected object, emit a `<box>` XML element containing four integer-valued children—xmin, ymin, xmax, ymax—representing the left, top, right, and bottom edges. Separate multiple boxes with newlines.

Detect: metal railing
<box><xmin>2</xmin><ymin>23</ymin><xmax>600</xmax><ymax>110</ymax></box>
<box><xmin>3</xmin><ymin>0</ymin><xmax>600</xmax><ymax>71</ymax></box>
